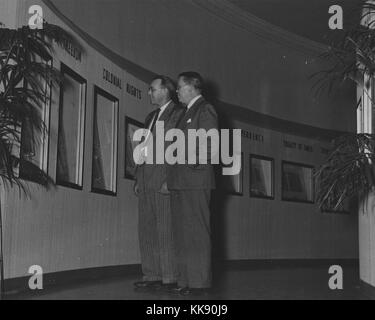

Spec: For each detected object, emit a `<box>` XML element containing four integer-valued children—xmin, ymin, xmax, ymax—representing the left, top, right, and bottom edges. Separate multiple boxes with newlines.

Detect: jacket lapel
<box><xmin>145</xmin><ymin>109</ymin><xmax>159</xmax><ymax>131</ymax></box>
<box><xmin>178</xmin><ymin>96</ymin><xmax>205</xmax><ymax>130</ymax></box>
<box><xmin>158</xmin><ymin>101</ymin><xmax>175</xmax><ymax>123</ymax></box>
<box><xmin>148</xmin><ymin>102</ymin><xmax>174</xmax><ymax>134</ymax></box>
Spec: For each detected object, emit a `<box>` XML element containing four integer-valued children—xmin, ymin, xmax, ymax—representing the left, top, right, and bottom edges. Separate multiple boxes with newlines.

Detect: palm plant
<box><xmin>314</xmin><ymin>1</ymin><xmax>375</xmax><ymax>210</ymax></box>
<box><xmin>0</xmin><ymin>21</ymin><xmax>77</xmax><ymax>298</ymax></box>
<box><xmin>315</xmin><ymin>133</ymin><xmax>375</xmax><ymax>209</ymax></box>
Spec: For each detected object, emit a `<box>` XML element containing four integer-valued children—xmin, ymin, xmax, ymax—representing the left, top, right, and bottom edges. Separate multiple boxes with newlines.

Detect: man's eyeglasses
<box><xmin>148</xmin><ymin>87</ymin><xmax>159</xmax><ymax>92</ymax></box>
<box><xmin>176</xmin><ymin>84</ymin><xmax>189</xmax><ymax>91</ymax></box>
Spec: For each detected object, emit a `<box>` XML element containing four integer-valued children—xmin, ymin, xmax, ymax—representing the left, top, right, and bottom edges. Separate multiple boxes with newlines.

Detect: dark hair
<box><xmin>178</xmin><ymin>71</ymin><xmax>204</xmax><ymax>93</ymax></box>
<box><xmin>152</xmin><ymin>75</ymin><xmax>176</xmax><ymax>99</ymax></box>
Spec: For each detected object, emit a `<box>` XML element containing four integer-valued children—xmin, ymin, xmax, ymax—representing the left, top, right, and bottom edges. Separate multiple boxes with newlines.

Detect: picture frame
<box><xmin>91</xmin><ymin>86</ymin><xmax>119</xmax><ymax>196</ymax></box>
<box><xmin>56</xmin><ymin>63</ymin><xmax>87</xmax><ymax>190</ymax></box>
<box><xmin>124</xmin><ymin>116</ymin><xmax>144</xmax><ymax>180</ymax></box>
<box><xmin>221</xmin><ymin>152</ymin><xmax>243</xmax><ymax>196</ymax></box>
<box><xmin>249</xmin><ymin>154</ymin><xmax>274</xmax><ymax>199</ymax></box>
<box><xmin>19</xmin><ymin>53</ymin><xmax>52</xmax><ymax>183</ymax></box>
<box><xmin>281</xmin><ymin>161</ymin><xmax>314</xmax><ymax>203</ymax></box>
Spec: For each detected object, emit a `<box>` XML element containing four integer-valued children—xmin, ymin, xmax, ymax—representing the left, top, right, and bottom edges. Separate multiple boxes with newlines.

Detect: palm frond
<box><xmin>0</xmin><ymin>22</ymin><xmax>81</xmax><ymax>194</ymax></box>
<box><xmin>312</xmin><ymin>2</ymin><xmax>375</xmax><ymax>211</ymax></box>
<box><xmin>315</xmin><ymin>133</ymin><xmax>375</xmax><ymax>209</ymax></box>
<box><xmin>311</xmin><ymin>2</ymin><xmax>375</xmax><ymax>96</ymax></box>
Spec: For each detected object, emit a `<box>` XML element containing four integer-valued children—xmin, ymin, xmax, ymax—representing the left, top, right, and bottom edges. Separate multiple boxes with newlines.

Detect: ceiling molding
<box><xmin>190</xmin><ymin>0</ymin><xmax>329</xmax><ymax>55</ymax></box>
<box><xmin>42</xmin><ymin>0</ymin><xmax>155</xmax><ymax>83</ymax></box>
<box><xmin>41</xmin><ymin>0</ymin><xmax>347</xmax><ymax>139</ymax></box>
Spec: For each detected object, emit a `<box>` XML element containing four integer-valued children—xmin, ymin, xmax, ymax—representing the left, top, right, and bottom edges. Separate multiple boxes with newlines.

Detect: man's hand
<box><xmin>158</xmin><ymin>181</ymin><xmax>170</xmax><ymax>195</ymax></box>
<box><xmin>134</xmin><ymin>145</ymin><xmax>148</xmax><ymax>166</ymax></box>
<box><xmin>134</xmin><ymin>181</ymin><xmax>141</xmax><ymax>196</ymax></box>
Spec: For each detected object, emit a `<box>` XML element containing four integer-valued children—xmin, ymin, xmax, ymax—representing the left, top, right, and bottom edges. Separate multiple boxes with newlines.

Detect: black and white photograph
<box><xmin>221</xmin><ymin>152</ymin><xmax>243</xmax><ymax>195</ymax></box>
<box><xmin>0</xmin><ymin>0</ymin><xmax>374</xmax><ymax>309</ymax></box>
<box><xmin>249</xmin><ymin>154</ymin><xmax>274</xmax><ymax>199</ymax></box>
<box><xmin>91</xmin><ymin>86</ymin><xmax>118</xmax><ymax>195</ymax></box>
<box><xmin>124</xmin><ymin>116</ymin><xmax>144</xmax><ymax>180</ymax></box>
<box><xmin>281</xmin><ymin>161</ymin><xmax>314</xmax><ymax>203</ymax></box>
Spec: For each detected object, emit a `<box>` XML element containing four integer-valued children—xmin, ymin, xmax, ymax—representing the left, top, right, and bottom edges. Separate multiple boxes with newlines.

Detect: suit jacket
<box><xmin>167</xmin><ymin>96</ymin><xmax>218</xmax><ymax>190</ymax></box>
<box><xmin>135</xmin><ymin>101</ymin><xmax>184</xmax><ymax>192</ymax></box>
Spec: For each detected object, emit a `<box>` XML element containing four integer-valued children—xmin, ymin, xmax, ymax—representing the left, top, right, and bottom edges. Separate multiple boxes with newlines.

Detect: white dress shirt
<box><xmin>141</xmin><ymin>100</ymin><xmax>171</xmax><ymax>160</ymax></box>
<box><xmin>157</xmin><ymin>100</ymin><xmax>172</xmax><ymax>121</ymax></box>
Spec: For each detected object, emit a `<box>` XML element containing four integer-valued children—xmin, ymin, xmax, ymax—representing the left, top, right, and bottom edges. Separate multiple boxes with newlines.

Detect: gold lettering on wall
<box><xmin>241</xmin><ymin>130</ymin><xmax>264</xmax><ymax>143</ymax></box>
<box><xmin>126</xmin><ymin>83</ymin><xmax>142</xmax><ymax>100</ymax></box>
<box><xmin>59</xmin><ymin>39</ymin><xmax>82</xmax><ymax>62</ymax></box>
<box><xmin>103</xmin><ymin>68</ymin><xmax>122</xmax><ymax>89</ymax></box>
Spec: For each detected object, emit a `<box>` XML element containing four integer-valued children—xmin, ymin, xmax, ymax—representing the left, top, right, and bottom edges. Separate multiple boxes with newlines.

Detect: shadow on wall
<box><xmin>205</xmin><ymin>79</ymin><xmax>236</xmax><ymax>280</ymax></box>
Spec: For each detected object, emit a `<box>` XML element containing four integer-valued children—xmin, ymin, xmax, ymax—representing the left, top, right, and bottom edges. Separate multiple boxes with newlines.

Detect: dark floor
<box><xmin>4</xmin><ymin>263</ymin><xmax>370</xmax><ymax>300</ymax></box>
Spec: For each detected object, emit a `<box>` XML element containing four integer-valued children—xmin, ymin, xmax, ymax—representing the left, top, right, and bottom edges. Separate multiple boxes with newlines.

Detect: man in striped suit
<box><xmin>134</xmin><ymin>75</ymin><xmax>184</xmax><ymax>290</ymax></box>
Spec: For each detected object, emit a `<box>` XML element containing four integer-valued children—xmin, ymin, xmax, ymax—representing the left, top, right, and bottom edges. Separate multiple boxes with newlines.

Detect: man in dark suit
<box><xmin>134</xmin><ymin>75</ymin><xmax>184</xmax><ymax>290</ymax></box>
<box><xmin>166</xmin><ymin>72</ymin><xmax>219</xmax><ymax>295</ymax></box>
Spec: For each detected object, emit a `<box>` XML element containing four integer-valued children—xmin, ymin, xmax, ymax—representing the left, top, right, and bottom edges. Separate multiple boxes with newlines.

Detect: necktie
<box><xmin>176</xmin><ymin>106</ymin><xmax>187</xmax><ymax>127</ymax></box>
<box><xmin>149</xmin><ymin>108</ymin><xmax>161</xmax><ymax>133</ymax></box>
<box><xmin>143</xmin><ymin>108</ymin><xmax>160</xmax><ymax>145</ymax></box>
<box><xmin>141</xmin><ymin>108</ymin><xmax>160</xmax><ymax>161</ymax></box>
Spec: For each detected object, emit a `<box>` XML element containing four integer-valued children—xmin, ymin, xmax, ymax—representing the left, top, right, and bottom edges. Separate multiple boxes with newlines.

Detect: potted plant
<box><xmin>0</xmin><ymin>20</ymin><xmax>77</xmax><ymax>299</ymax></box>
<box><xmin>314</xmin><ymin>1</ymin><xmax>375</xmax><ymax>292</ymax></box>
<box><xmin>314</xmin><ymin>2</ymin><xmax>375</xmax><ymax>210</ymax></box>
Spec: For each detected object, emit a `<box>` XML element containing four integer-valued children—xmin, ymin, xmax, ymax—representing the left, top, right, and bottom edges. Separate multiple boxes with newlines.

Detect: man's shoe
<box><xmin>167</xmin><ymin>286</ymin><xmax>191</xmax><ymax>296</ymax></box>
<box><xmin>133</xmin><ymin>280</ymin><xmax>162</xmax><ymax>289</ymax></box>
<box><xmin>168</xmin><ymin>286</ymin><xmax>210</xmax><ymax>296</ymax></box>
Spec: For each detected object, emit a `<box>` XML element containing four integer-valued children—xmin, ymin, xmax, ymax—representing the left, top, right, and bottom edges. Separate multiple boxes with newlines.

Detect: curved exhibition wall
<box><xmin>0</xmin><ymin>0</ymin><xmax>357</xmax><ymax>280</ymax></box>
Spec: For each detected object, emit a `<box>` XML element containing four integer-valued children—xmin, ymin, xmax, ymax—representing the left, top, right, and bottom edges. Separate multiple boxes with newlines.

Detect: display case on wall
<box><xmin>91</xmin><ymin>86</ymin><xmax>118</xmax><ymax>195</ymax></box>
<box><xmin>282</xmin><ymin>161</ymin><xmax>314</xmax><ymax>203</ymax></box>
<box><xmin>124</xmin><ymin>116</ymin><xmax>144</xmax><ymax>180</ymax></box>
<box><xmin>250</xmin><ymin>154</ymin><xmax>274</xmax><ymax>199</ymax></box>
<box><xmin>221</xmin><ymin>152</ymin><xmax>243</xmax><ymax>196</ymax></box>
<box><xmin>56</xmin><ymin>63</ymin><xmax>87</xmax><ymax>189</ymax></box>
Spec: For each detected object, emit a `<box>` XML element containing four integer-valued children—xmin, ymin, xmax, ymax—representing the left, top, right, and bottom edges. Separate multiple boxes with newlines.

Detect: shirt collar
<box><xmin>159</xmin><ymin>100</ymin><xmax>172</xmax><ymax>113</ymax></box>
<box><xmin>186</xmin><ymin>95</ymin><xmax>202</xmax><ymax>110</ymax></box>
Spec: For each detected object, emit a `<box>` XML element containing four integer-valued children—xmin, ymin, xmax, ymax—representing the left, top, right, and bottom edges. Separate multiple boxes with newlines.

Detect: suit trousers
<box><xmin>138</xmin><ymin>190</ymin><xmax>177</xmax><ymax>284</ymax></box>
<box><xmin>170</xmin><ymin>189</ymin><xmax>212</xmax><ymax>288</ymax></box>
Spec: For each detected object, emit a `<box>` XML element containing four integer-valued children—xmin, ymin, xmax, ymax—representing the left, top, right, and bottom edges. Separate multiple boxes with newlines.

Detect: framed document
<box><xmin>91</xmin><ymin>86</ymin><xmax>118</xmax><ymax>195</ymax></box>
<box><xmin>56</xmin><ymin>63</ymin><xmax>87</xmax><ymax>189</ymax></box>
<box><xmin>221</xmin><ymin>152</ymin><xmax>243</xmax><ymax>196</ymax></box>
<box><xmin>19</xmin><ymin>54</ymin><xmax>52</xmax><ymax>182</ymax></box>
<box><xmin>125</xmin><ymin>116</ymin><xmax>144</xmax><ymax>180</ymax></box>
<box><xmin>282</xmin><ymin>161</ymin><xmax>314</xmax><ymax>203</ymax></box>
<box><xmin>250</xmin><ymin>155</ymin><xmax>274</xmax><ymax>199</ymax></box>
